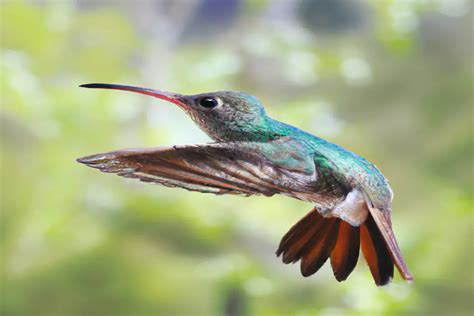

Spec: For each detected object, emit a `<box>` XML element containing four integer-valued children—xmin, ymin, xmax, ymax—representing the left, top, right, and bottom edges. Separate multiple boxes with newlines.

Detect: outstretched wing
<box><xmin>77</xmin><ymin>141</ymin><xmax>321</xmax><ymax>199</ymax></box>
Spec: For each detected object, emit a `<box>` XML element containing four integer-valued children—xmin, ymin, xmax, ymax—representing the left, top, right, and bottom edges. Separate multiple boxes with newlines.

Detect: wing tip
<box><xmin>76</xmin><ymin>153</ymin><xmax>109</xmax><ymax>165</ymax></box>
<box><xmin>76</xmin><ymin>153</ymin><xmax>124</xmax><ymax>174</ymax></box>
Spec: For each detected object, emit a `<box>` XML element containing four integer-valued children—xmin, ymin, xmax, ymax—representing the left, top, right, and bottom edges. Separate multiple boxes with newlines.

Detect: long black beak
<box><xmin>80</xmin><ymin>83</ymin><xmax>186</xmax><ymax>108</ymax></box>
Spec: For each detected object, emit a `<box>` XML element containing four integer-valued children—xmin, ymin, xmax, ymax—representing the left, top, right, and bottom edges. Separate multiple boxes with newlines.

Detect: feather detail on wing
<box><xmin>77</xmin><ymin>142</ymin><xmax>319</xmax><ymax>199</ymax></box>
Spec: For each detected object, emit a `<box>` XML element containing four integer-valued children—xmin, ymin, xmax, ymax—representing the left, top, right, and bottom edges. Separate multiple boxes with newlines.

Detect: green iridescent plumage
<box><xmin>184</xmin><ymin>90</ymin><xmax>393</xmax><ymax>211</ymax></box>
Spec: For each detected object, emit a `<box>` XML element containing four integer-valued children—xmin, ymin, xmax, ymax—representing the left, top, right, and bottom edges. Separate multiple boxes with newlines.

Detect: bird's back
<box><xmin>271</xmin><ymin>120</ymin><xmax>393</xmax><ymax>210</ymax></box>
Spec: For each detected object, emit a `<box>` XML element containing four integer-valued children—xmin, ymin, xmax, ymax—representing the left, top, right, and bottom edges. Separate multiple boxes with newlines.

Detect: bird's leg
<box><xmin>320</xmin><ymin>189</ymin><xmax>368</xmax><ymax>226</ymax></box>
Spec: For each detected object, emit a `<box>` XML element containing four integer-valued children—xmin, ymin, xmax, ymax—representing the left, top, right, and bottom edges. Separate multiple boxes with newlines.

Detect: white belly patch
<box><xmin>319</xmin><ymin>189</ymin><xmax>368</xmax><ymax>226</ymax></box>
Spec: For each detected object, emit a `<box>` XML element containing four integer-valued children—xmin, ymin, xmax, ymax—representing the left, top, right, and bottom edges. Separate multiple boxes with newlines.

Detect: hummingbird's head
<box><xmin>181</xmin><ymin>90</ymin><xmax>271</xmax><ymax>141</ymax></box>
<box><xmin>80</xmin><ymin>84</ymin><xmax>275</xmax><ymax>142</ymax></box>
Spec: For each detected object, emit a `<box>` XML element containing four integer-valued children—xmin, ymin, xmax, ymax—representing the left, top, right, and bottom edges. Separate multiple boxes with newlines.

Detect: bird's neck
<box><xmin>204</xmin><ymin>116</ymin><xmax>297</xmax><ymax>142</ymax></box>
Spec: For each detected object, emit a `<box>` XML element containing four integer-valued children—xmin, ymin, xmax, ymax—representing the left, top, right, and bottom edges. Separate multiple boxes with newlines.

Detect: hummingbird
<box><xmin>77</xmin><ymin>83</ymin><xmax>413</xmax><ymax>286</ymax></box>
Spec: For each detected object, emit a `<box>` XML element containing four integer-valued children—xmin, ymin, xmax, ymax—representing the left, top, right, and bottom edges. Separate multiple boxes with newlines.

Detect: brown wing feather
<box><xmin>80</xmin><ymin>150</ymin><xmax>254</xmax><ymax>195</ymax></box>
<box><xmin>77</xmin><ymin>139</ymin><xmax>352</xmax><ymax>211</ymax></box>
<box><xmin>77</xmin><ymin>145</ymin><xmax>286</xmax><ymax>197</ymax></box>
<box><xmin>77</xmin><ymin>142</ymin><xmax>335</xmax><ymax>204</ymax></box>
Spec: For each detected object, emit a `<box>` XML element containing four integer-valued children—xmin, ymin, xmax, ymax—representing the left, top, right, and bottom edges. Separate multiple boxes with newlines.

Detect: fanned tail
<box><xmin>276</xmin><ymin>207</ymin><xmax>411</xmax><ymax>285</ymax></box>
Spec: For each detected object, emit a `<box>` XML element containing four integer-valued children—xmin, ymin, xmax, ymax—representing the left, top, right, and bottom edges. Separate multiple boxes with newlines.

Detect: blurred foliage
<box><xmin>1</xmin><ymin>0</ymin><xmax>473</xmax><ymax>315</ymax></box>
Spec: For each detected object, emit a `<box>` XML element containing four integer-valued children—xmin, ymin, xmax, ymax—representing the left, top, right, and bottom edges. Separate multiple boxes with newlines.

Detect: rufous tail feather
<box><xmin>277</xmin><ymin>207</ymin><xmax>412</xmax><ymax>285</ymax></box>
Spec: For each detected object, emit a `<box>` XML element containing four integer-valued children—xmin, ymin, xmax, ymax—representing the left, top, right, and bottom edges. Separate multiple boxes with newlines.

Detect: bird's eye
<box><xmin>198</xmin><ymin>97</ymin><xmax>220</xmax><ymax>109</ymax></box>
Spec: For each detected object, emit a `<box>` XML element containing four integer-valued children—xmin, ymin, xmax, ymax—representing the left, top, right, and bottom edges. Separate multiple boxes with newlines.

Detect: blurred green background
<box><xmin>1</xmin><ymin>0</ymin><xmax>473</xmax><ymax>315</ymax></box>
